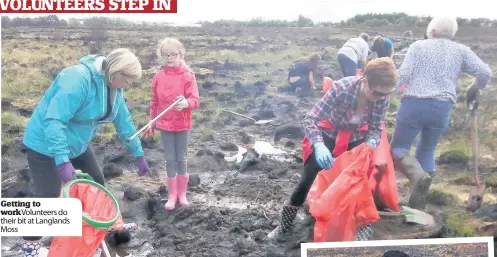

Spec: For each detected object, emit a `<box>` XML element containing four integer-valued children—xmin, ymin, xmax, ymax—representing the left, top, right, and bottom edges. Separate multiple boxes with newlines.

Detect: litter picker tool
<box><xmin>126</xmin><ymin>96</ymin><xmax>185</xmax><ymax>142</ymax></box>
<box><xmin>221</xmin><ymin>109</ymin><xmax>273</xmax><ymax>125</ymax></box>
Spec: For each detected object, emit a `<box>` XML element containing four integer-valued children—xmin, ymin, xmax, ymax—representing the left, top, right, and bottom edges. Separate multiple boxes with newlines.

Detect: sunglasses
<box><xmin>370</xmin><ymin>85</ymin><xmax>395</xmax><ymax>97</ymax></box>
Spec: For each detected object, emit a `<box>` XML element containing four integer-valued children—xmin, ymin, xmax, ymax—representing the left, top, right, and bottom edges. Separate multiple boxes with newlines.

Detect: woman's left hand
<box><xmin>136</xmin><ymin>156</ymin><xmax>152</xmax><ymax>176</ymax></box>
<box><xmin>366</xmin><ymin>138</ymin><xmax>379</xmax><ymax>149</ymax></box>
<box><xmin>466</xmin><ymin>83</ymin><xmax>481</xmax><ymax>110</ymax></box>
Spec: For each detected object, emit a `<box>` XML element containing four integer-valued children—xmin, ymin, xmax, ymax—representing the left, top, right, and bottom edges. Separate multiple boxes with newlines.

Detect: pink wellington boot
<box><xmin>177</xmin><ymin>174</ymin><xmax>190</xmax><ymax>207</ymax></box>
<box><xmin>164</xmin><ymin>176</ymin><xmax>178</xmax><ymax>210</ymax></box>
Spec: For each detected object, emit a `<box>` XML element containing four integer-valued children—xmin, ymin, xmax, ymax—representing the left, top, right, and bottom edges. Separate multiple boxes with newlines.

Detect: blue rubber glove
<box><xmin>366</xmin><ymin>138</ymin><xmax>379</xmax><ymax>149</ymax></box>
<box><xmin>313</xmin><ymin>142</ymin><xmax>334</xmax><ymax>169</ymax></box>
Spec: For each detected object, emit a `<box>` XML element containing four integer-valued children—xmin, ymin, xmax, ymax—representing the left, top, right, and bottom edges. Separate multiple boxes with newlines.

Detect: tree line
<box><xmin>2</xmin><ymin>13</ymin><xmax>497</xmax><ymax>29</ymax></box>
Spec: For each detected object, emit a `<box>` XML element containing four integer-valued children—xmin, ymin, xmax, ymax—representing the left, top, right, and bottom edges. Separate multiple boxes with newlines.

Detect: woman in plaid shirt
<box><xmin>268</xmin><ymin>57</ymin><xmax>398</xmax><ymax>241</ymax></box>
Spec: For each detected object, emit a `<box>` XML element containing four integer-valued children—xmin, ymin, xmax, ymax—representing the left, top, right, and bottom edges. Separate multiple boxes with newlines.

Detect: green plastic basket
<box><xmin>61</xmin><ymin>173</ymin><xmax>120</xmax><ymax>230</ymax></box>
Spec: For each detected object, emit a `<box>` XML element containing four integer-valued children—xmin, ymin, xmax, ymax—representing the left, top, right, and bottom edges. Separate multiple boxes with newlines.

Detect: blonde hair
<box><xmin>364</xmin><ymin>57</ymin><xmax>398</xmax><ymax>89</ymax></box>
<box><xmin>156</xmin><ymin>37</ymin><xmax>192</xmax><ymax>73</ymax></box>
<box><xmin>427</xmin><ymin>16</ymin><xmax>458</xmax><ymax>39</ymax></box>
<box><xmin>104</xmin><ymin>48</ymin><xmax>142</xmax><ymax>82</ymax></box>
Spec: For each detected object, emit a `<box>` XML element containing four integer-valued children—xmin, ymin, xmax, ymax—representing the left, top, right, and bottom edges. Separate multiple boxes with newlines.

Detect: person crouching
<box><xmin>287</xmin><ymin>53</ymin><xmax>321</xmax><ymax>92</ymax></box>
<box><xmin>268</xmin><ymin>57</ymin><xmax>398</xmax><ymax>241</ymax></box>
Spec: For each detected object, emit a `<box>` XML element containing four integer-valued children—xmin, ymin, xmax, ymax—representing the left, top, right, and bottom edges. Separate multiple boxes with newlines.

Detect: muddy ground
<box><xmin>1</xmin><ymin>24</ymin><xmax>497</xmax><ymax>256</ymax></box>
<box><xmin>306</xmin><ymin>243</ymin><xmax>489</xmax><ymax>257</ymax></box>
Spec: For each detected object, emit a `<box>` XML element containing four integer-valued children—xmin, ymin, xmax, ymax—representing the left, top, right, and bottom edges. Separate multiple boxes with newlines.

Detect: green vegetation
<box><xmin>3</xmin><ymin>13</ymin><xmax>497</xmax><ymax>29</ymax></box>
<box><xmin>445</xmin><ymin>213</ymin><xmax>483</xmax><ymax>237</ymax></box>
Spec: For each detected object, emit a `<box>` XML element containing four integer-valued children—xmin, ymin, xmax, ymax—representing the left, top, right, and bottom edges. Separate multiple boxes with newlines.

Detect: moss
<box><xmin>389</xmin><ymin>95</ymin><xmax>400</xmax><ymax>109</ymax></box>
<box><xmin>1</xmin><ymin>112</ymin><xmax>26</xmax><ymax>153</ymax></box>
<box><xmin>426</xmin><ymin>187</ymin><xmax>459</xmax><ymax>206</ymax></box>
<box><xmin>192</xmin><ymin>112</ymin><xmax>204</xmax><ymax>122</ymax></box>
<box><xmin>1</xmin><ymin>111</ymin><xmax>25</xmax><ymax>128</ymax></box>
<box><xmin>199</xmin><ymin>125</ymin><xmax>213</xmax><ymax>135</ymax></box>
<box><xmin>484</xmin><ymin>173</ymin><xmax>497</xmax><ymax>188</ymax></box>
<box><xmin>438</xmin><ymin>149</ymin><xmax>470</xmax><ymax>164</ymax></box>
<box><xmin>452</xmin><ymin>173</ymin><xmax>474</xmax><ymax>185</ymax></box>
<box><xmin>445</xmin><ymin>213</ymin><xmax>481</xmax><ymax>237</ymax></box>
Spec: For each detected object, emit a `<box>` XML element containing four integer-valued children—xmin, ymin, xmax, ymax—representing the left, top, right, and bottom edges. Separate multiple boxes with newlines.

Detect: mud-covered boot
<box><xmin>395</xmin><ymin>154</ymin><xmax>432</xmax><ymax>210</ymax></box>
<box><xmin>356</xmin><ymin>224</ymin><xmax>373</xmax><ymax>241</ymax></box>
<box><xmin>267</xmin><ymin>204</ymin><xmax>300</xmax><ymax>239</ymax></box>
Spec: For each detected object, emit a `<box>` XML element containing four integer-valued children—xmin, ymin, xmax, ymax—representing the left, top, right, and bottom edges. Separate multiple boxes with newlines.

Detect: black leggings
<box><xmin>289</xmin><ymin>136</ymin><xmax>364</xmax><ymax>206</ymax></box>
<box><xmin>22</xmin><ymin>145</ymin><xmax>105</xmax><ymax>241</ymax></box>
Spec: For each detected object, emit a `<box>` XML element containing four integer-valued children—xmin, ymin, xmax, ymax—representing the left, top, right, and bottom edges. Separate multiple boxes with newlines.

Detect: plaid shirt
<box><xmin>302</xmin><ymin>76</ymin><xmax>390</xmax><ymax>146</ymax></box>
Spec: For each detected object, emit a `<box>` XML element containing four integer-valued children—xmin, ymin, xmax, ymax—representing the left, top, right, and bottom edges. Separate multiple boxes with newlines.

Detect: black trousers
<box><xmin>22</xmin><ymin>145</ymin><xmax>105</xmax><ymax>241</ymax></box>
<box><xmin>289</xmin><ymin>136</ymin><xmax>364</xmax><ymax>206</ymax></box>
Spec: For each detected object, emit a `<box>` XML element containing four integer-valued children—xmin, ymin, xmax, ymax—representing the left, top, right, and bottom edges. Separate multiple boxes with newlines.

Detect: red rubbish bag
<box><xmin>307</xmin><ymin>144</ymin><xmax>380</xmax><ymax>242</ymax></box>
<box><xmin>369</xmin><ymin>125</ymin><xmax>400</xmax><ymax>212</ymax></box>
<box><xmin>322</xmin><ymin>76</ymin><xmax>334</xmax><ymax>93</ymax></box>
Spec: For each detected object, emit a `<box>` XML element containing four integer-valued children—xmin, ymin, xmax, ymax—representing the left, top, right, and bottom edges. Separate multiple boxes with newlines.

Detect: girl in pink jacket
<box><xmin>143</xmin><ymin>38</ymin><xmax>200</xmax><ymax>210</ymax></box>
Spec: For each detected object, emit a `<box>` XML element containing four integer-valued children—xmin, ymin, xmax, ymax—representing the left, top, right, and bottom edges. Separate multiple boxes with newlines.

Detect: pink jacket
<box><xmin>149</xmin><ymin>64</ymin><xmax>200</xmax><ymax>131</ymax></box>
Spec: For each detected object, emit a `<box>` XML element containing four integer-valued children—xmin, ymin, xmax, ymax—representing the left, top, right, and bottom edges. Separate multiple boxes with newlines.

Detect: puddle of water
<box><xmin>224</xmin><ymin>140</ymin><xmax>295</xmax><ymax>163</ymax></box>
<box><xmin>192</xmin><ymin>194</ymin><xmax>253</xmax><ymax>209</ymax></box>
<box><xmin>186</xmin><ymin>171</ymin><xmax>274</xmax><ymax>210</ymax></box>
<box><xmin>197</xmin><ymin>171</ymin><xmax>232</xmax><ymax>186</ymax></box>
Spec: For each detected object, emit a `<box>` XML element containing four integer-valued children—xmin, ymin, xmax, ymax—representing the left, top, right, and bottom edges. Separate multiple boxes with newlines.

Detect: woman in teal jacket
<box><xmin>20</xmin><ymin>48</ymin><xmax>151</xmax><ymax>257</ymax></box>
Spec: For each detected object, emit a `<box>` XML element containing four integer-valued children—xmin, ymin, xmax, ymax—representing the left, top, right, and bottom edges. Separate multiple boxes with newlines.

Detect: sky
<box><xmin>5</xmin><ymin>0</ymin><xmax>495</xmax><ymax>24</ymax></box>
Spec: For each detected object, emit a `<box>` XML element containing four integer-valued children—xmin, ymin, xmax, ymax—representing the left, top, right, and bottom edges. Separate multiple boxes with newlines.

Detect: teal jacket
<box><xmin>23</xmin><ymin>55</ymin><xmax>144</xmax><ymax>165</ymax></box>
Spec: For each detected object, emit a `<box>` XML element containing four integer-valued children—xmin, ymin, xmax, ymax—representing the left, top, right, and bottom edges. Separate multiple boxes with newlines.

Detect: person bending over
<box><xmin>268</xmin><ymin>57</ymin><xmax>398</xmax><ymax>240</ymax></box>
<box><xmin>20</xmin><ymin>48</ymin><xmax>152</xmax><ymax>256</ymax></box>
<box><xmin>371</xmin><ymin>35</ymin><xmax>395</xmax><ymax>59</ymax></box>
<box><xmin>336</xmin><ymin>33</ymin><xmax>370</xmax><ymax>77</ymax></box>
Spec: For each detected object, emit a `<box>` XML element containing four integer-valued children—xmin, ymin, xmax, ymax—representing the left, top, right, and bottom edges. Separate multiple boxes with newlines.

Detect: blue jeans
<box><xmin>390</xmin><ymin>98</ymin><xmax>453</xmax><ymax>172</ymax></box>
<box><xmin>337</xmin><ymin>53</ymin><xmax>357</xmax><ymax>77</ymax></box>
<box><xmin>288</xmin><ymin>75</ymin><xmax>311</xmax><ymax>92</ymax></box>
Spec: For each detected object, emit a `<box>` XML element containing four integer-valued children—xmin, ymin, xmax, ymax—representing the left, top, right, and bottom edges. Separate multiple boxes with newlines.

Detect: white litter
<box><xmin>224</xmin><ymin>141</ymin><xmax>287</xmax><ymax>163</ymax></box>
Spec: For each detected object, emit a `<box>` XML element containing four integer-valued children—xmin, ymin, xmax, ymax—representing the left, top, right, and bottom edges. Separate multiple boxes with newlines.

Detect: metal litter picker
<box><xmin>221</xmin><ymin>109</ymin><xmax>273</xmax><ymax>125</ymax></box>
<box><xmin>126</xmin><ymin>95</ymin><xmax>185</xmax><ymax>142</ymax></box>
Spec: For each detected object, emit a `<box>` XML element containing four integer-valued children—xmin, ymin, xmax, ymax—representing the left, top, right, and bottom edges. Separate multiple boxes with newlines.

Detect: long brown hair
<box><xmin>372</xmin><ymin>36</ymin><xmax>385</xmax><ymax>55</ymax></box>
<box><xmin>294</xmin><ymin>52</ymin><xmax>321</xmax><ymax>72</ymax></box>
